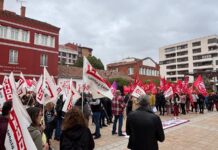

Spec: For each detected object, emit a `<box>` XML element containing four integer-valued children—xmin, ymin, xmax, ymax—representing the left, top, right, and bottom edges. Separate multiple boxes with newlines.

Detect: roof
<box><xmin>107</xmin><ymin>57</ymin><xmax>158</xmax><ymax>67</ymax></box>
<box><xmin>58</xmin><ymin>65</ymin><xmax>133</xmax><ymax>81</ymax></box>
<box><xmin>0</xmin><ymin>10</ymin><xmax>60</xmax><ymax>33</ymax></box>
<box><xmin>107</xmin><ymin>57</ymin><xmax>140</xmax><ymax>67</ymax></box>
<box><xmin>80</xmin><ymin>46</ymin><xmax>93</xmax><ymax>52</ymax></box>
<box><xmin>141</xmin><ymin>57</ymin><xmax>158</xmax><ymax>65</ymax></box>
<box><xmin>59</xmin><ymin>43</ymin><xmax>79</xmax><ymax>52</ymax></box>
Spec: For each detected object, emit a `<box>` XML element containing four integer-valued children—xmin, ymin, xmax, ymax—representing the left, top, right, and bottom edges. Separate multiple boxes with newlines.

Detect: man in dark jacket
<box><xmin>0</xmin><ymin>101</ymin><xmax>13</xmax><ymax>150</ymax></box>
<box><xmin>126</xmin><ymin>95</ymin><xmax>165</xmax><ymax>150</ymax></box>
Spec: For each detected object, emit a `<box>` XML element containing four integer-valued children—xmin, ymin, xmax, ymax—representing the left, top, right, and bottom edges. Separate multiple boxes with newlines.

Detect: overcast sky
<box><xmin>6</xmin><ymin>0</ymin><xmax>218</xmax><ymax>66</ymax></box>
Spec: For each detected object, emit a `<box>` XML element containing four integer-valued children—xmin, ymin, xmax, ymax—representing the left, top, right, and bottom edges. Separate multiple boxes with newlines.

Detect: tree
<box><xmin>74</xmin><ymin>56</ymin><xmax>105</xmax><ymax>70</ymax></box>
<box><xmin>108</xmin><ymin>78</ymin><xmax>130</xmax><ymax>94</ymax></box>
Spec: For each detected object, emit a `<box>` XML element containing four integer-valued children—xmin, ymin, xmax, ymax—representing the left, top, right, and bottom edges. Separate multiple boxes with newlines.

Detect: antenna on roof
<box><xmin>17</xmin><ymin>0</ymin><xmax>27</xmax><ymax>6</ymax></box>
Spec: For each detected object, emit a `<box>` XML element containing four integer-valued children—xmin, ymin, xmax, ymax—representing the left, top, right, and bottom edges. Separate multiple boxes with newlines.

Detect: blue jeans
<box><xmin>112</xmin><ymin>114</ymin><xmax>123</xmax><ymax>135</ymax></box>
<box><xmin>55</xmin><ymin>117</ymin><xmax>62</xmax><ymax>140</ymax></box>
<box><xmin>93</xmin><ymin>112</ymin><xmax>101</xmax><ymax>136</ymax></box>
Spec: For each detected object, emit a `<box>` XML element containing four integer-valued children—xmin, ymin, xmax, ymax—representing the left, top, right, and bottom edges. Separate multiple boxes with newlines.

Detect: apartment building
<box><xmin>58</xmin><ymin>43</ymin><xmax>93</xmax><ymax>66</ymax></box>
<box><xmin>159</xmin><ymin>35</ymin><xmax>218</xmax><ymax>82</ymax></box>
<box><xmin>59</xmin><ymin>43</ymin><xmax>79</xmax><ymax>65</ymax></box>
<box><xmin>0</xmin><ymin>0</ymin><xmax>60</xmax><ymax>82</ymax></box>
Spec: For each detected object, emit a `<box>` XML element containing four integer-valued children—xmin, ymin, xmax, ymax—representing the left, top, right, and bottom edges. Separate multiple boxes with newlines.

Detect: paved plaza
<box><xmin>52</xmin><ymin>111</ymin><xmax>218</xmax><ymax>150</ymax></box>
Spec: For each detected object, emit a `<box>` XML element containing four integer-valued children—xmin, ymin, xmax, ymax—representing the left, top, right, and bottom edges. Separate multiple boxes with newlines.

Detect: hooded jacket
<box><xmin>60</xmin><ymin>124</ymin><xmax>94</xmax><ymax>150</ymax></box>
<box><xmin>0</xmin><ymin>115</ymin><xmax>8</xmax><ymax>150</ymax></box>
<box><xmin>126</xmin><ymin>107</ymin><xmax>165</xmax><ymax>150</ymax></box>
<box><xmin>28</xmin><ymin>125</ymin><xmax>43</xmax><ymax>150</ymax></box>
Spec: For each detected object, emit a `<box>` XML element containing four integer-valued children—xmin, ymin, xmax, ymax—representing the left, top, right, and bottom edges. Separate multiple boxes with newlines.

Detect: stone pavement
<box><xmin>51</xmin><ymin>111</ymin><xmax>218</xmax><ymax>150</ymax></box>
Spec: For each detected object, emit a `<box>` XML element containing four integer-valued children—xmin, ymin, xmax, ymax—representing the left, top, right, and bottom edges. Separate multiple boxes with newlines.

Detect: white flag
<box><xmin>1</xmin><ymin>73</ymin><xmax>36</xmax><ymax>150</ymax></box>
<box><xmin>62</xmin><ymin>79</ymin><xmax>81</xmax><ymax>112</ymax></box>
<box><xmin>44</xmin><ymin>67</ymin><xmax>58</xmax><ymax>105</ymax></box>
<box><xmin>16</xmin><ymin>72</ymin><xmax>27</xmax><ymax>97</ymax></box>
<box><xmin>35</xmin><ymin>75</ymin><xmax>45</xmax><ymax>104</ymax></box>
<box><xmin>131</xmin><ymin>85</ymin><xmax>146</xmax><ymax>98</ymax></box>
<box><xmin>164</xmin><ymin>87</ymin><xmax>173</xmax><ymax>98</ymax></box>
<box><xmin>83</xmin><ymin>57</ymin><xmax>113</xmax><ymax>99</ymax></box>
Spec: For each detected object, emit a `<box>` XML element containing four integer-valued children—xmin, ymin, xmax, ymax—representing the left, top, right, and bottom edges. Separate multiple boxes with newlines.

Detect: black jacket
<box><xmin>60</xmin><ymin>125</ymin><xmax>95</xmax><ymax>150</ymax></box>
<box><xmin>126</xmin><ymin>107</ymin><xmax>165</xmax><ymax>150</ymax></box>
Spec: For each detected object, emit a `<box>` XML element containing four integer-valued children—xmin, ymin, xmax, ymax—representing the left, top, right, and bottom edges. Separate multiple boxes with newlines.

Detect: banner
<box><xmin>83</xmin><ymin>57</ymin><xmax>113</xmax><ymax>99</ymax></box>
<box><xmin>62</xmin><ymin>79</ymin><xmax>81</xmax><ymax>112</ymax></box>
<box><xmin>131</xmin><ymin>85</ymin><xmax>146</xmax><ymax>98</ymax></box>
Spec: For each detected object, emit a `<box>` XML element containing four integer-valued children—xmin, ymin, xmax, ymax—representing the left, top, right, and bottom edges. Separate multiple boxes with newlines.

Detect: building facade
<box><xmin>0</xmin><ymin>1</ymin><xmax>60</xmax><ymax>82</ymax></box>
<box><xmin>58</xmin><ymin>43</ymin><xmax>93</xmax><ymax>66</ymax></box>
<box><xmin>107</xmin><ymin>57</ymin><xmax>160</xmax><ymax>82</ymax></box>
<box><xmin>80</xmin><ymin>46</ymin><xmax>92</xmax><ymax>57</ymax></box>
<box><xmin>58</xmin><ymin>43</ymin><xmax>79</xmax><ymax>66</ymax></box>
<box><xmin>159</xmin><ymin>35</ymin><xmax>218</xmax><ymax>83</ymax></box>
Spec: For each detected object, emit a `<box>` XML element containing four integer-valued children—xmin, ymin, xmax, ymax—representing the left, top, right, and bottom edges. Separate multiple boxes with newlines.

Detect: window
<box><xmin>208</xmin><ymin>38</ymin><xmax>218</xmax><ymax>44</ymax></box>
<box><xmin>177</xmin><ymin>44</ymin><xmax>188</xmax><ymax>50</ymax></box>
<box><xmin>139</xmin><ymin>68</ymin><xmax>143</xmax><ymax>75</ymax></box>
<box><xmin>50</xmin><ymin>37</ymin><xmax>54</xmax><ymax>47</ymax></box>
<box><xmin>9</xmin><ymin>50</ymin><xmax>18</xmax><ymax>64</ymax></box>
<box><xmin>192</xmin><ymin>41</ymin><xmax>201</xmax><ymax>47</ymax></box>
<box><xmin>193</xmin><ymin>48</ymin><xmax>201</xmax><ymax>53</ymax></box>
<box><xmin>62</xmin><ymin>52</ymin><xmax>66</xmax><ymax>57</ymax></box>
<box><xmin>40</xmin><ymin>54</ymin><xmax>48</xmax><ymax>66</ymax></box>
<box><xmin>11</xmin><ymin>28</ymin><xmax>19</xmax><ymax>40</ymax></box>
<box><xmin>0</xmin><ymin>26</ymin><xmax>7</xmax><ymax>38</ymax></box>
<box><xmin>216</xmin><ymin>60</ymin><xmax>218</xmax><ymax>65</ymax></box>
<box><xmin>128</xmin><ymin>67</ymin><xmax>134</xmax><ymax>75</ymax></box>
<box><xmin>35</xmin><ymin>33</ymin><xmax>39</xmax><ymax>44</ymax></box>
<box><xmin>22</xmin><ymin>30</ymin><xmax>28</xmax><ymax>42</ymax></box>
<box><xmin>165</xmin><ymin>47</ymin><xmax>175</xmax><ymax>53</ymax></box>
<box><xmin>41</xmin><ymin>35</ymin><xmax>48</xmax><ymax>46</ymax></box>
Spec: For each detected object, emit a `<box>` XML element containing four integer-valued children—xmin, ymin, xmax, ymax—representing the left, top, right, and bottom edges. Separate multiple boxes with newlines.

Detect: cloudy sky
<box><xmin>6</xmin><ymin>0</ymin><xmax>218</xmax><ymax>66</ymax></box>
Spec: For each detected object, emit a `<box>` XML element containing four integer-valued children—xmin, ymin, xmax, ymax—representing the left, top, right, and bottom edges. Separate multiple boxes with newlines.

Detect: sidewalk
<box><xmin>51</xmin><ymin>111</ymin><xmax>218</xmax><ymax>150</ymax></box>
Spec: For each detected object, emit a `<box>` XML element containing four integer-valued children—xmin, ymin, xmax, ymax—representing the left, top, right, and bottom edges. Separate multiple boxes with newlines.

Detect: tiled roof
<box><xmin>59</xmin><ymin>43</ymin><xmax>78</xmax><ymax>52</ymax></box>
<box><xmin>0</xmin><ymin>10</ymin><xmax>60</xmax><ymax>33</ymax></box>
<box><xmin>58</xmin><ymin>65</ymin><xmax>133</xmax><ymax>81</ymax></box>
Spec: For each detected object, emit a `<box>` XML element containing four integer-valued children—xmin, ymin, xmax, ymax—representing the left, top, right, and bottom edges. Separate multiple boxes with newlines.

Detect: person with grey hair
<box><xmin>126</xmin><ymin>95</ymin><xmax>165</xmax><ymax>150</ymax></box>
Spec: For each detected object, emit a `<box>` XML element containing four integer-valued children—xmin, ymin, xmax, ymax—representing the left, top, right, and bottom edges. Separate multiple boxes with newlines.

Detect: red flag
<box><xmin>193</xmin><ymin>75</ymin><xmax>207</xmax><ymax>96</ymax></box>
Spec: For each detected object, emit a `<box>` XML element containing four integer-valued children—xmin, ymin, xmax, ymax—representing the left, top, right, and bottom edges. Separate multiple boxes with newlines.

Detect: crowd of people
<box><xmin>1</xmin><ymin>89</ymin><xmax>218</xmax><ymax>150</ymax></box>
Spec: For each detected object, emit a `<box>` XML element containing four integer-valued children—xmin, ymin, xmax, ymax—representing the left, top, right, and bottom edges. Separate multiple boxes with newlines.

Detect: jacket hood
<box><xmin>63</xmin><ymin>125</ymin><xmax>86</xmax><ymax>140</ymax></box>
<box><xmin>28</xmin><ymin>125</ymin><xmax>39</xmax><ymax>132</ymax></box>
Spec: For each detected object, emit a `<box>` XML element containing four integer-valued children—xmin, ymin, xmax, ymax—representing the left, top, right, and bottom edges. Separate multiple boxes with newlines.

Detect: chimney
<box><xmin>20</xmin><ymin>6</ymin><xmax>26</xmax><ymax>17</ymax></box>
<box><xmin>0</xmin><ymin>0</ymin><xmax>4</xmax><ymax>11</ymax></box>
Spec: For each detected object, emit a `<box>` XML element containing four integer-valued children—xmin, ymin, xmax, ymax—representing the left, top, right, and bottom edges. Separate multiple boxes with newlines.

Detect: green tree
<box><xmin>74</xmin><ymin>56</ymin><xmax>104</xmax><ymax>70</ymax></box>
<box><xmin>108</xmin><ymin>78</ymin><xmax>130</xmax><ymax>94</ymax></box>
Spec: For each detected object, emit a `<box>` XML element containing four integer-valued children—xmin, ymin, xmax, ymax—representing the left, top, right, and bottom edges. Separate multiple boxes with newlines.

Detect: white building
<box><xmin>159</xmin><ymin>35</ymin><xmax>218</xmax><ymax>83</ymax></box>
<box><xmin>58</xmin><ymin>43</ymin><xmax>79</xmax><ymax>66</ymax></box>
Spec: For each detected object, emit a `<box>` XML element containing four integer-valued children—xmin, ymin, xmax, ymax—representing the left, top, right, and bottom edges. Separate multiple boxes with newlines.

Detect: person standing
<box><xmin>0</xmin><ymin>101</ymin><xmax>12</xmax><ymax>150</ymax></box>
<box><xmin>112</xmin><ymin>90</ymin><xmax>125</xmax><ymax>136</ymax></box>
<box><xmin>198</xmin><ymin>93</ymin><xmax>205</xmax><ymax>114</ymax></box>
<box><xmin>90</xmin><ymin>98</ymin><xmax>102</xmax><ymax>139</ymax></box>
<box><xmin>126</xmin><ymin>95</ymin><xmax>165</xmax><ymax>150</ymax></box>
<box><xmin>27</xmin><ymin>107</ymin><xmax>49</xmax><ymax>150</ymax></box>
<box><xmin>60</xmin><ymin>107</ymin><xmax>94</xmax><ymax>150</ymax></box>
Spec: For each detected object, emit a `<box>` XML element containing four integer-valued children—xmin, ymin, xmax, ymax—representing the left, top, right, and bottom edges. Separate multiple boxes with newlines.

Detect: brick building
<box><xmin>107</xmin><ymin>57</ymin><xmax>160</xmax><ymax>82</ymax></box>
<box><xmin>0</xmin><ymin>0</ymin><xmax>60</xmax><ymax>82</ymax></box>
